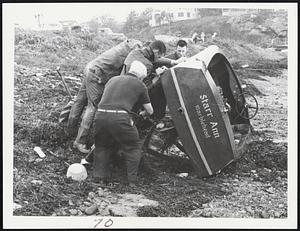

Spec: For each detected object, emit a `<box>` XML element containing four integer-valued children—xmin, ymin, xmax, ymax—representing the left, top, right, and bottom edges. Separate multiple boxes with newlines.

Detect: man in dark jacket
<box><xmin>121</xmin><ymin>40</ymin><xmax>166</xmax><ymax>80</ymax></box>
<box><xmin>144</xmin><ymin>40</ymin><xmax>188</xmax><ymax>120</ymax></box>
<box><xmin>68</xmin><ymin>39</ymin><xmax>142</xmax><ymax>153</ymax></box>
<box><xmin>121</xmin><ymin>40</ymin><xmax>171</xmax><ymax>119</ymax></box>
<box><xmin>93</xmin><ymin>61</ymin><xmax>153</xmax><ymax>186</ymax></box>
<box><xmin>166</xmin><ymin>39</ymin><xmax>188</xmax><ymax>61</ymax></box>
<box><xmin>154</xmin><ymin>39</ymin><xmax>188</xmax><ymax>69</ymax></box>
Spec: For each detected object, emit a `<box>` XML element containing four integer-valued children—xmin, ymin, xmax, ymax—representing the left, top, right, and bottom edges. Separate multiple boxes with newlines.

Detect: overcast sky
<box><xmin>9</xmin><ymin>3</ymin><xmax>184</xmax><ymax>28</ymax></box>
<box><xmin>6</xmin><ymin>2</ymin><xmax>288</xmax><ymax>29</ymax></box>
<box><xmin>11</xmin><ymin>3</ymin><xmax>147</xmax><ymax>26</ymax></box>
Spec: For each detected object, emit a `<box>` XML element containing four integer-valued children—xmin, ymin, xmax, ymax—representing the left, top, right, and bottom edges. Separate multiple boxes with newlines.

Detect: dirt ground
<box><xmin>13</xmin><ymin>52</ymin><xmax>288</xmax><ymax>218</ymax></box>
<box><xmin>10</xmin><ymin>25</ymin><xmax>290</xmax><ymax>219</ymax></box>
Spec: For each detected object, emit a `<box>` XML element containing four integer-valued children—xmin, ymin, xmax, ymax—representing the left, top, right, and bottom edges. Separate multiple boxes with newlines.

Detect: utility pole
<box><xmin>34</xmin><ymin>13</ymin><xmax>43</xmax><ymax>29</ymax></box>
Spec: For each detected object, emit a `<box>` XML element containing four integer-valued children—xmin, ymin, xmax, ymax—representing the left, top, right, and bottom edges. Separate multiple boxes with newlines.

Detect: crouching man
<box><xmin>93</xmin><ymin>61</ymin><xmax>153</xmax><ymax>187</ymax></box>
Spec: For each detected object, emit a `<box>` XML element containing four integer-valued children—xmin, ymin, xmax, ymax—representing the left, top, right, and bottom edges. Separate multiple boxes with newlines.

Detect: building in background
<box><xmin>59</xmin><ymin>20</ymin><xmax>81</xmax><ymax>31</ymax></box>
<box><xmin>149</xmin><ymin>8</ymin><xmax>199</xmax><ymax>27</ymax></box>
<box><xmin>221</xmin><ymin>8</ymin><xmax>259</xmax><ymax>16</ymax></box>
<box><xmin>221</xmin><ymin>8</ymin><xmax>275</xmax><ymax>17</ymax></box>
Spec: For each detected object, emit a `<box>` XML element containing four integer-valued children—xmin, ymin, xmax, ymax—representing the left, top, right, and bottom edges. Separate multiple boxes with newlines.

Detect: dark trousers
<box><xmin>94</xmin><ymin>111</ymin><xmax>143</xmax><ymax>183</ymax></box>
<box><xmin>148</xmin><ymin>79</ymin><xmax>166</xmax><ymax>120</ymax></box>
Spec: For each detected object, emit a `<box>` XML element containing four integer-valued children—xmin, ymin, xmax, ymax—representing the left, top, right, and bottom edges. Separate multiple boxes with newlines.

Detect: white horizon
<box><xmin>10</xmin><ymin>2</ymin><xmax>288</xmax><ymax>29</ymax></box>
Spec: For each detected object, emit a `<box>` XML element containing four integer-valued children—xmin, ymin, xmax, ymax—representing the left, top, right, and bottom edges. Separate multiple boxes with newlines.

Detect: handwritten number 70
<box><xmin>94</xmin><ymin>218</ymin><xmax>113</xmax><ymax>228</ymax></box>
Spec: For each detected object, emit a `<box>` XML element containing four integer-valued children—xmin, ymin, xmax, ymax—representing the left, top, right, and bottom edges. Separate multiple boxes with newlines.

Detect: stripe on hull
<box><xmin>170</xmin><ymin>68</ymin><xmax>213</xmax><ymax>175</ymax></box>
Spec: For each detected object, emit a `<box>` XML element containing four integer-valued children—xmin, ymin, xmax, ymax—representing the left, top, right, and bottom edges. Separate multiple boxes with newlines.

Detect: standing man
<box><xmin>192</xmin><ymin>32</ymin><xmax>201</xmax><ymax>44</ymax></box>
<box><xmin>212</xmin><ymin>32</ymin><xmax>218</xmax><ymax>41</ymax></box>
<box><xmin>200</xmin><ymin>32</ymin><xmax>206</xmax><ymax>43</ymax></box>
<box><xmin>93</xmin><ymin>61</ymin><xmax>153</xmax><ymax>186</ymax></box>
<box><xmin>68</xmin><ymin>39</ymin><xmax>142</xmax><ymax>153</ymax></box>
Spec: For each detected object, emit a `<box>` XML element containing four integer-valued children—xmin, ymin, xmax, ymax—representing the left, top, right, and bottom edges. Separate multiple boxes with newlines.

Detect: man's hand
<box><xmin>174</xmin><ymin>57</ymin><xmax>187</xmax><ymax>65</ymax></box>
<box><xmin>139</xmin><ymin>110</ymin><xmax>148</xmax><ymax>119</ymax></box>
<box><xmin>155</xmin><ymin>66</ymin><xmax>168</xmax><ymax>75</ymax></box>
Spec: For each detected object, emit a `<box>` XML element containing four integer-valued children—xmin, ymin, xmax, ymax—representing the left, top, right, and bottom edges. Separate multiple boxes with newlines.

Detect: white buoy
<box><xmin>66</xmin><ymin>163</ymin><xmax>87</xmax><ymax>181</ymax></box>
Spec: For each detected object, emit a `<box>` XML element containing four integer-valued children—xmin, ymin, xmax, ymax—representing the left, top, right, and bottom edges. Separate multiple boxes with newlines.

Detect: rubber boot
<box><xmin>73</xmin><ymin>126</ymin><xmax>90</xmax><ymax>153</ymax></box>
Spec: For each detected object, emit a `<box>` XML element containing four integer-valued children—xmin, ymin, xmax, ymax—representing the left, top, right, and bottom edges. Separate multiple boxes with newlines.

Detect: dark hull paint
<box><xmin>161</xmin><ymin>65</ymin><xmax>236</xmax><ymax>177</ymax></box>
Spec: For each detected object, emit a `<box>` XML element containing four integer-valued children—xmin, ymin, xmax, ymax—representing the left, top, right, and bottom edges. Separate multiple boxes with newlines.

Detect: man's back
<box><xmin>122</xmin><ymin>49</ymin><xmax>153</xmax><ymax>77</ymax></box>
<box><xmin>89</xmin><ymin>40</ymin><xmax>139</xmax><ymax>83</ymax></box>
<box><xmin>99</xmin><ymin>74</ymin><xmax>149</xmax><ymax>112</ymax></box>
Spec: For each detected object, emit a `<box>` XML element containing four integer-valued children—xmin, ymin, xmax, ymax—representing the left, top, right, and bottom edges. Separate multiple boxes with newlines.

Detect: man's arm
<box><xmin>155</xmin><ymin>57</ymin><xmax>187</xmax><ymax>68</ymax></box>
<box><xmin>138</xmin><ymin>83</ymin><xmax>153</xmax><ymax>117</ymax></box>
<box><xmin>154</xmin><ymin>57</ymin><xmax>174</xmax><ymax>67</ymax></box>
<box><xmin>141</xmin><ymin>103</ymin><xmax>153</xmax><ymax>116</ymax></box>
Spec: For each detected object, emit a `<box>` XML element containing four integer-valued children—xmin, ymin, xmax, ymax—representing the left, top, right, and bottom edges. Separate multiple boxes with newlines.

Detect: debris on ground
<box><xmin>13</xmin><ymin>29</ymin><xmax>287</xmax><ymax>217</ymax></box>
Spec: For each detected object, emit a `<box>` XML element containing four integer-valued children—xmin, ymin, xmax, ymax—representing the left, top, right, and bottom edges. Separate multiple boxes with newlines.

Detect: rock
<box><xmin>274</xmin><ymin>212</ymin><xmax>281</xmax><ymax>218</ymax></box>
<box><xmin>232</xmin><ymin>192</ymin><xmax>238</xmax><ymax>197</ymax></box>
<box><xmin>34</xmin><ymin>158</ymin><xmax>43</xmax><ymax>163</ymax></box>
<box><xmin>85</xmin><ymin>204</ymin><xmax>98</xmax><ymax>215</ymax></box>
<box><xmin>202</xmin><ymin>211</ymin><xmax>213</xmax><ymax>217</ymax></box>
<box><xmin>260</xmin><ymin>211</ymin><xmax>269</xmax><ymax>218</ymax></box>
<box><xmin>13</xmin><ymin>202</ymin><xmax>22</xmax><ymax>211</ymax></box>
<box><xmin>79</xmin><ymin>206</ymin><xmax>86</xmax><ymax>212</ymax></box>
<box><xmin>108</xmin><ymin>197</ymin><xmax>118</xmax><ymax>204</ymax></box>
<box><xmin>98</xmin><ymin>207</ymin><xmax>110</xmax><ymax>216</ymax></box>
<box><xmin>202</xmin><ymin>203</ymin><xmax>209</xmax><ymax>208</ymax></box>
<box><xmin>108</xmin><ymin>205</ymin><xmax>136</xmax><ymax>217</ymax></box>
<box><xmin>88</xmin><ymin>192</ymin><xmax>95</xmax><ymax>199</ymax></box>
<box><xmin>68</xmin><ymin>200</ymin><xmax>74</xmax><ymax>206</ymax></box>
<box><xmin>263</xmin><ymin>168</ymin><xmax>272</xmax><ymax>173</ymax></box>
<box><xmin>189</xmin><ymin>209</ymin><xmax>202</xmax><ymax>217</ymax></box>
<box><xmin>31</xmin><ymin>180</ymin><xmax>43</xmax><ymax>185</ymax></box>
<box><xmin>75</xmin><ymin>200</ymin><xmax>82</xmax><ymax>206</ymax></box>
<box><xmin>83</xmin><ymin>201</ymin><xmax>92</xmax><ymax>206</ymax></box>
<box><xmin>266</xmin><ymin>187</ymin><xmax>275</xmax><ymax>194</ymax></box>
<box><xmin>97</xmin><ymin>188</ymin><xmax>105</xmax><ymax>196</ymax></box>
<box><xmin>69</xmin><ymin>209</ymin><xmax>78</xmax><ymax>215</ymax></box>
<box><xmin>245</xmin><ymin>207</ymin><xmax>254</xmax><ymax>214</ymax></box>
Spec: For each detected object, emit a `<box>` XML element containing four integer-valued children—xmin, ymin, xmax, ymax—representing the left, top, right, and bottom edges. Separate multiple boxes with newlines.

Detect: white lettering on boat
<box><xmin>194</xmin><ymin>94</ymin><xmax>220</xmax><ymax>139</ymax></box>
<box><xmin>195</xmin><ymin>105</ymin><xmax>211</xmax><ymax>138</ymax></box>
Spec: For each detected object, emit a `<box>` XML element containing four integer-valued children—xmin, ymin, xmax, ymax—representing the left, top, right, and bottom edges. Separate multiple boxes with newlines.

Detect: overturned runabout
<box><xmin>160</xmin><ymin>45</ymin><xmax>255</xmax><ymax>177</ymax></box>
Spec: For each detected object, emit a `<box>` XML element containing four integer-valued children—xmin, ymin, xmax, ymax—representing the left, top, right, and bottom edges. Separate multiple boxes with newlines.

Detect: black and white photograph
<box><xmin>3</xmin><ymin>2</ymin><xmax>298</xmax><ymax>229</ymax></box>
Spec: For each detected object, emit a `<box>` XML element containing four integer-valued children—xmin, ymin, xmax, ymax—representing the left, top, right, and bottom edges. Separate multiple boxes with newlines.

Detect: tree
<box><xmin>198</xmin><ymin>9</ymin><xmax>222</xmax><ymax>17</ymax></box>
<box><xmin>160</xmin><ymin>11</ymin><xmax>173</xmax><ymax>33</ymax></box>
<box><xmin>97</xmin><ymin>15</ymin><xmax>121</xmax><ymax>32</ymax></box>
<box><xmin>123</xmin><ymin>9</ymin><xmax>153</xmax><ymax>33</ymax></box>
<box><xmin>123</xmin><ymin>11</ymin><xmax>138</xmax><ymax>33</ymax></box>
<box><xmin>87</xmin><ymin>19</ymin><xmax>101</xmax><ymax>34</ymax></box>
